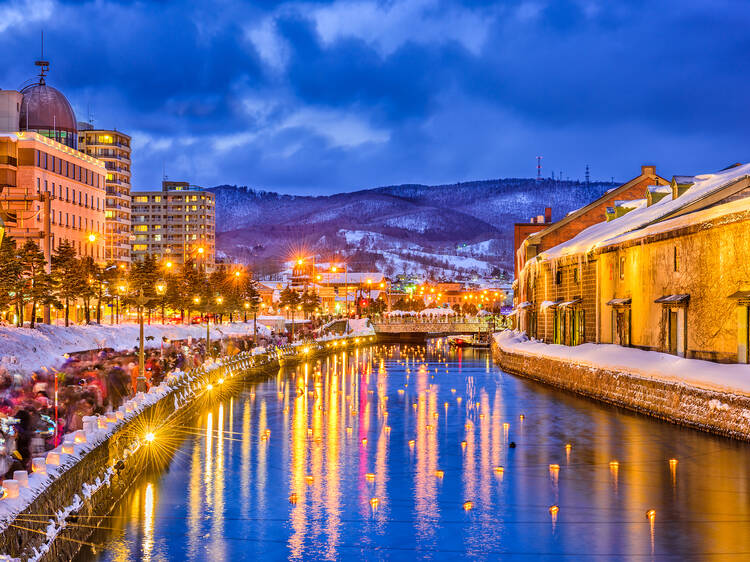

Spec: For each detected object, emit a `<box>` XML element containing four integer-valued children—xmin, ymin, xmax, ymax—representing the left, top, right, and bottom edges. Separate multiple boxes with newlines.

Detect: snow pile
<box><xmin>386</xmin><ymin>310</ymin><xmax>417</xmax><ymax>316</ymax></box>
<box><xmin>347</xmin><ymin>318</ymin><xmax>375</xmax><ymax>336</ymax></box>
<box><xmin>0</xmin><ymin>322</ymin><xmax>271</xmax><ymax>376</ymax></box>
<box><xmin>418</xmin><ymin>308</ymin><xmax>455</xmax><ymax>316</ymax></box>
<box><xmin>495</xmin><ymin>331</ymin><xmax>750</xmax><ymax>395</ymax></box>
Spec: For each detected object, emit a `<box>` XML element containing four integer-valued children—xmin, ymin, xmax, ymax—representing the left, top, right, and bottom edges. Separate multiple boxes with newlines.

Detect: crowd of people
<box><xmin>0</xmin><ymin>333</ymin><xmax>270</xmax><ymax>480</ymax></box>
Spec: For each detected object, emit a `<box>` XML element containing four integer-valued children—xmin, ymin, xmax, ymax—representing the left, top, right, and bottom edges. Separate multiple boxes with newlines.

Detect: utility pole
<box><xmin>585</xmin><ymin>164</ymin><xmax>590</xmax><ymax>187</ymax></box>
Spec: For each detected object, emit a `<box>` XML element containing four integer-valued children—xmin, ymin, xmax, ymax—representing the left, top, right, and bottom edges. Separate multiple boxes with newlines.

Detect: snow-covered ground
<box><xmin>495</xmin><ymin>331</ymin><xmax>750</xmax><ymax>396</ymax></box>
<box><xmin>0</xmin><ymin>322</ymin><xmax>272</xmax><ymax>376</ymax></box>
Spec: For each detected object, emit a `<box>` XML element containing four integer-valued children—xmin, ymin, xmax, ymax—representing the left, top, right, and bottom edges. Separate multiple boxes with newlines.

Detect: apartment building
<box><xmin>130</xmin><ymin>180</ymin><xmax>215</xmax><ymax>268</ymax></box>
<box><xmin>78</xmin><ymin>126</ymin><xmax>132</xmax><ymax>266</ymax></box>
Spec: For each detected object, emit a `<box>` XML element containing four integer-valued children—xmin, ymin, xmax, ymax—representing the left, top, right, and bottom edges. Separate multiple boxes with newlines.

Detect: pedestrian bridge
<box><xmin>372</xmin><ymin>317</ymin><xmax>497</xmax><ymax>341</ymax></box>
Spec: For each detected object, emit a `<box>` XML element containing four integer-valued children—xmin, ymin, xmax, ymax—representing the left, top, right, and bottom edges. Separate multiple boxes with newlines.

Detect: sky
<box><xmin>1</xmin><ymin>0</ymin><xmax>748</xmax><ymax>195</ymax></box>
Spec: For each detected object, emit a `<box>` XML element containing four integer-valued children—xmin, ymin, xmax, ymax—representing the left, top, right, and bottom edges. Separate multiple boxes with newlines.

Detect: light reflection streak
<box><xmin>142</xmin><ymin>482</ymin><xmax>154</xmax><ymax>561</ymax></box>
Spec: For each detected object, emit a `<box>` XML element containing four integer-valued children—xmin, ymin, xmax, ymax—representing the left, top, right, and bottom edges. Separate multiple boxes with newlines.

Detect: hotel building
<box><xmin>0</xmin><ymin>62</ymin><xmax>107</xmax><ymax>263</ymax></box>
<box><xmin>78</xmin><ymin>126</ymin><xmax>132</xmax><ymax>266</ymax></box>
<box><xmin>130</xmin><ymin>180</ymin><xmax>215</xmax><ymax>268</ymax></box>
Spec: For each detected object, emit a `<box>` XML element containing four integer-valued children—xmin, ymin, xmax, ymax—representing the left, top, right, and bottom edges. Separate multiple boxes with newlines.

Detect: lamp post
<box><xmin>117</xmin><ymin>283</ymin><xmax>127</xmax><ymax>324</ymax></box>
<box><xmin>134</xmin><ymin>289</ymin><xmax>150</xmax><ymax>392</ymax></box>
<box><xmin>156</xmin><ymin>283</ymin><xmax>166</xmax><ymax>323</ymax></box>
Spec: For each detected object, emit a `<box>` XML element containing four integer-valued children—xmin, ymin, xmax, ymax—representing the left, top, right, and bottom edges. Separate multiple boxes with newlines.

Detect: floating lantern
<box><xmin>365</xmin><ymin>473</ymin><xmax>375</xmax><ymax>481</ymax></box>
<box><xmin>433</xmin><ymin>412</ymin><xmax>439</xmax><ymax>419</ymax></box>
<box><xmin>451</xmin><ymin>389</ymin><xmax>456</xmax><ymax>394</ymax></box>
<box><xmin>646</xmin><ymin>509</ymin><xmax>656</xmax><ymax>520</ymax></box>
<box><xmin>408</xmin><ymin>440</ymin><xmax>415</xmax><ymax>448</ymax></box>
<box><xmin>669</xmin><ymin>458</ymin><xmax>678</xmax><ymax>467</ymax></box>
<box><xmin>457</xmin><ymin>397</ymin><xmax>462</xmax><ymax>405</ymax></box>
<box><xmin>549</xmin><ymin>464</ymin><xmax>560</xmax><ymax>471</ymax></box>
<box><xmin>444</xmin><ymin>402</ymin><xmax>449</xmax><ymax>409</ymax></box>
<box><xmin>549</xmin><ymin>505</ymin><xmax>559</xmax><ymax>515</ymax></box>
<box><xmin>463</xmin><ymin>501</ymin><xmax>473</xmax><ymax>511</ymax></box>
<box><xmin>370</xmin><ymin>497</ymin><xmax>379</xmax><ymax>508</ymax></box>
<box><xmin>385</xmin><ymin>426</ymin><xmax>391</xmax><ymax>434</ymax></box>
<box><xmin>493</xmin><ymin>466</ymin><xmax>504</xmax><ymax>475</ymax></box>
<box><xmin>426</xmin><ymin>425</ymin><xmax>433</xmax><ymax>431</ymax></box>
<box><xmin>461</xmin><ymin>441</ymin><xmax>467</xmax><ymax>450</ymax></box>
<box><xmin>565</xmin><ymin>443</ymin><xmax>572</xmax><ymax>451</ymax></box>
<box><xmin>361</xmin><ymin>438</ymin><xmax>368</xmax><ymax>446</ymax></box>
<box><xmin>520</xmin><ymin>414</ymin><xmax>525</xmax><ymax>421</ymax></box>
<box><xmin>13</xmin><ymin>471</ymin><xmax>28</xmax><ymax>488</ymax></box>
<box><xmin>32</xmin><ymin>458</ymin><xmax>46</xmax><ymax>474</ymax></box>
<box><xmin>502</xmin><ymin>422</ymin><xmax>510</xmax><ymax>430</ymax></box>
<box><xmin>305</xmin><ymin>475</ymin><xmax>314</xmax><ymax>485</ymax></box>
<box><xmin>465</xmin><ymin>423</ymin><xmax>472</xmax><ymax>430</ymax></box>
<box><xmin>346</xmin><ymin>427</ymin><xmax>353</xmax><ymax>435</ymax></box>
<box><xmin>289</xmin><ymin>493</ymin><xmax>298</xmax><ymax>504</ymax></box>
<box><xmin>435</xmin><ymin>470</ymin><xmax>444</xmax><ymax>478</ymax></box>
<box><xmin>609</xmin><ymin>460</ymin><xmax>619</xmax><ymax>469</ymax></box>
<box><xmin>307</xmin><ymin>429</ymin><xmax>313</xmax><ymax>438</ymax></box>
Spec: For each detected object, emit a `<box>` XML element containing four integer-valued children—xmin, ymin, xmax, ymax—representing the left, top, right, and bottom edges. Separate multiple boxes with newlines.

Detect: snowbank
<box><xmin>347</xmin><ymin>318</ymin><xmax>375</xmax><ymax>336</ymax></box>
<box><xmin>418</xmin><ymin>308</ymin><xmax>455</xmax><ymax>316</ymax></box>
<box><xmin>495</xmin><ymin>331</ymin><xmax>750</xmax><ymax>395</ymax></box>
<box><xmin>0</xmin><ymin>322</ymin><xmax>271</xmax><ymax>376</ymax></box>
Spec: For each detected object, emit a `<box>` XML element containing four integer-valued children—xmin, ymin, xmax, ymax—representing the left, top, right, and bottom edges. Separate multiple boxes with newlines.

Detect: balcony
<box><xmin>0</xmin><ymin>155</ymin><xmax>18</xmax><ymax>167</ymax></box>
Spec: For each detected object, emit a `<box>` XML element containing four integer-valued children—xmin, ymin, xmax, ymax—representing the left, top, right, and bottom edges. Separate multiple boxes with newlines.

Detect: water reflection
<box><xmin>80</xmin><ymin>342</ymin><xmax>750</xmax><ymax>560</ymax></box>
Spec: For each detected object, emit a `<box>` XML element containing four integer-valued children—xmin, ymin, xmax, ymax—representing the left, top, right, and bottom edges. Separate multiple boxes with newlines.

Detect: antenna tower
<box><xmin>536</xmin><ymin>156</ymin><xmax>542</xmax><ymax>181</ymax></box>
<box><xmin>35</xmin><ymin>31</ymin><xmax>49</xmax><ymax>84</ymax></box>
<box><xmin>585</xmin><ymin>164</ymin><xmax>590</xmax><ymax>186</ymax></box>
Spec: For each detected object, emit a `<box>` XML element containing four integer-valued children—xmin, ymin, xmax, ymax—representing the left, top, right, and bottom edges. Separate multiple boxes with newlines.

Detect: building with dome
<box><xmin>0</xmin><ymin>61</ymin><xmax>107</xmax><ymax>280</ymax></box>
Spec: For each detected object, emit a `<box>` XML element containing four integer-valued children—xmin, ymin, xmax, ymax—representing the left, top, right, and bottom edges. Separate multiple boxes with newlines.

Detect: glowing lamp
<box><xmin>549</xmin><ymin>505</ymin><xmax>559</xmax><ymax>515</ymax></box>
<box><xmin>365</xmin><ymin>473</ymin><xmax>375</xmax><ymax>482</ymax></box>
<box><xmin>32</xmin><ymin>458</ymin><xmax>46</xmax><ymax>474</ymax></box>
<box><xmin>494</xmin><ymin>466</ymin><xmax>504</xmax><ymax>475</ymax></box>
<box><xmin>361</xmin><ymin>438</ymin><xmax>368</xmax><ymax>446</ymax></box>
<box><xmin>434</xmin><ymin>470</ymin><xmax>444</xmax><ymax>478</ymax></box>
<box><xmin>144</xmin><ymin>432</ymin><xmax>156</xmax><ymax>443</ymax></box>
<box><xmin>408</xmin><ymin>440</ymin><xmax>415</xmax><ymax>448</ymax></box>
<box><xmin>13</xmin><ymin>471</ymin><xmax>28</xmax><ymax>488</ymax></box>
<box><xmin>73</xmin><ymin>431</ymin><xmax>87</xmax><ymax>444</ymax></box>
<box><xmin>461</xmin><ymin>440</ymin><xmax>467</xmax><ymax>450</ymax></box>
<box><xmin>463</xmin><ymin>501</ymin><xmax>473</xmax><ymax>511</ymax></box>
<box><xmin>61</xmin><ymin>443</ymin><xmax>75</xmax><ymax>454</ymax></box>
<box><xmin>646</xmin><ymin>509</ymin><xmax>656</xmax><ymax>520</ymax></box>
<box><xmin>289</xmin><ymin>493</ymin><xmax>298</xmax><ymax>504</ymax></box>
<box><xmin>305</xmin><ymin>475</ymin><xmax>314</xmax><ymax>485</ymax></box>
<box><xmin>369</xmin><ymin>497</ymin><xmax>379</xmax><ymax>508</ymax></box>
<box><xmin>46</xmin><ymin>452</ymin><xmax>61</xmax><ymax>466</ymax></box>
<box><xmin>2</xmin><ymin>480</ymin><xmax>19</xmax><ymax>499</ymax></box>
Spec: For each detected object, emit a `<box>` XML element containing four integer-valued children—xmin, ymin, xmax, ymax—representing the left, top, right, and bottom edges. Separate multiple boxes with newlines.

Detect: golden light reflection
<box><xmin>142</xmin><ymin>482</ymin><xmax>154</xmax><ymax>561</ymax></box>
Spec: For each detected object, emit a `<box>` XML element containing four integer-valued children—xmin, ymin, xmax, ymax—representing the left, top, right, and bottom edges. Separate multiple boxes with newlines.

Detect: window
<box><xmin>133</xmin><ymin>196</ymin><xmax>148</xmax><ymax>203</ymax></box>
<box><xmin>98</xmin><ymin>134</ymin><xmax>113</xmax><ymax>144</ymax></box>
<box><xmin>619</xmin><ymin>257</ymin><xmax>625</xmax><ymax>280</ymax></box>
<box><xmin>555</xmin><ymin>270</ymin><xmax>562</xmax><ymax>285</ymax></box>
<box><xmin>673</xmin><ymin>246</ymin><xmax>679</xmax><ymax>272</ymax></box>
<box><xmin>154</xmin><ymin>234</ymin><xmax>162</xmax><ymax>241</ymax></box>
<box><xmin>573</xmin><ymin>268</ymin><xmax>579</xmax><ymax>283</ymax></box>
<box><xmin>133</xmin><ymin>225</ymin><xmax>148</xmax><ymax>232</ymax></box>
<box><xmin>133</xmin><ymin>244</ymin><xmax>147</xmax><ymax>251</ymax></box>
<box><xmin>153</xmin><ymin>196</ymin><xmax>161</xmax><ymax>202</ymax></box>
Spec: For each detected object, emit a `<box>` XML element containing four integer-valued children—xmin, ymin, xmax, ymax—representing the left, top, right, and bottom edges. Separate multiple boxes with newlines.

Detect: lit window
<box><xmin>98</xmin><ymin>135</ymin><xmax>113</xmax><ymax>144</ymax></box>
<box><xmin>133</xmin><ymin>244</ymin><xmax>147</xmax><ymax>251</ymax></box>
<box><xmin>133</xmin><ymin>225</ymin><xmax>148</xmax><ymax>232</ymax></box>
<box><xmin>154</xmin><ymin>234</ymin><xmax>162</xmax><ymax>241</ymax></box>
<box><xmin>133</xmin><ymin>196</ymin><xmax>148</xmax><ymax>203</ymax></box>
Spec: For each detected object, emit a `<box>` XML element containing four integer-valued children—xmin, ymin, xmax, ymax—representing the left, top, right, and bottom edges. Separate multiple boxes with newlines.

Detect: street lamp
<box><xmin>156</xmin><ymin>283</ymin><xmax>166</xmax><ymax>323</ymax></box>
<box><xmin>117</xmin><ymin>283</ymin><xmax>127</xmax><ymax>324</ymax></box>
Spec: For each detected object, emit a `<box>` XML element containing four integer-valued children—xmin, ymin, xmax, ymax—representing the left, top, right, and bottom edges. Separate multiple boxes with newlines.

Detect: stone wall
<box><xmin>492</xmin><ymin>340</ymin><xmax>750</xmax><ymax>441</ymax></box>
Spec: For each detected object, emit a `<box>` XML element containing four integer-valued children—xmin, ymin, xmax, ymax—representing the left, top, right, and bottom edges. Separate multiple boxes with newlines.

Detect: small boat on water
<box><xmin>447</xmin><ymin>335</ymin><xmax>490</xmax><ymax>348</ymax></box>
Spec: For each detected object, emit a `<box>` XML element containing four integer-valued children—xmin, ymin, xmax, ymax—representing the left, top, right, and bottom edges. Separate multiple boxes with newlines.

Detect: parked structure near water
<box><xmin>514</xmin><ymin>163</ymin><xmax>750</xmax><ymax>364</ymax></box>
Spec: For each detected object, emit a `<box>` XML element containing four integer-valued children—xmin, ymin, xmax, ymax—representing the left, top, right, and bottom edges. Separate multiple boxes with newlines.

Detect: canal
<box><xmin>79</xmin><ymin>342</ymin><xmax>750</xmax><ymax>560</ymax></box>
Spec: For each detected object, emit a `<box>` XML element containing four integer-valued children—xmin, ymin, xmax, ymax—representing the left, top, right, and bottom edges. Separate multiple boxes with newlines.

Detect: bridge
<box><xmin>372</xmin><ymin>317</ymin><xmax>498</xmax><ymax>342</ymax></box>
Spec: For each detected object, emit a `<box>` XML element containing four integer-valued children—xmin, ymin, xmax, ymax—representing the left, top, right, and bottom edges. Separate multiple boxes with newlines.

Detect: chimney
<box><xmin>544</xmin><ymin>207</ymin><xmax>552</xmax><ymax>223</ymax></box>
<box><xmin>641</xmin><ymin>165</ymin><xmax>656</xmax><ymax>177</ymax></box>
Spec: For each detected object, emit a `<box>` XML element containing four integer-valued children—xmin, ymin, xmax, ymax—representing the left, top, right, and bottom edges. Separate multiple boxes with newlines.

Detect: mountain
<box><xmin>209</xmin><ymin>178</ymin><xmax>612</xmax><ymax>279</ymax></box>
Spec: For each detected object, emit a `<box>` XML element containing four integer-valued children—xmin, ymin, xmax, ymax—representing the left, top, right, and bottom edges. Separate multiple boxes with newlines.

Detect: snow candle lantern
<box><xmin>2</xmin><ymin>480</ymin><xmax>19</xmax><ymax>499</ymax></box>
<box><xmin>13</xmin><ymin>471</ymin><xmax>28</xmax><ymax>488</ymax></box>
<box><xmin>97</xmin><ymin>415</ymin><xmax>108</xmax><ymax>429</ymax></box>
<box><xmin>32</xmin><ymin>458</ymin><xmax>46</xmax><ymax>474</ymax></box>
<box><xmin>73</xmin><ymin>430</ymin><xmax>87</xmax><ymax>444</ymax></box>
<box><xmin>106</xmin><ymin>412</ymin><xmax>117</xmax><ymax>424</ymax></box>
<box><xmin>45</xmin><ymin>451</ymin><xmax>61</xmax><ymax>466</ymax></box>
<box><xmin>82</xmin><ymin>415</ymin><xmax>97</xmax><ymax>434</ymax></box>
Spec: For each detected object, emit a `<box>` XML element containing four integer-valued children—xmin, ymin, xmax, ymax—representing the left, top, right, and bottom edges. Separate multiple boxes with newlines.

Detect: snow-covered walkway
<box><xmin>0</xmin><ymin>322</ymin><xmax>272</xmax><ymax>376</ymax></box>
<box><xmin>495</xmin><ymin>331</ymin><xmax>750</xmax><ymax>396</ymax></box>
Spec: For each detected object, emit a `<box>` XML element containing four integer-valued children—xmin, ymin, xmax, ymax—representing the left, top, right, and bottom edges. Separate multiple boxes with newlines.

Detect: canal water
<box><xmin>79</xmin><ymin>342</ymin><xmax>750</xmax><ymax>560</ymax></box>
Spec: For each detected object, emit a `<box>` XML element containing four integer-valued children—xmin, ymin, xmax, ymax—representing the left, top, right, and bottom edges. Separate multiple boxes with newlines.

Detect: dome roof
<box><xmin>19</xmin><ymin>82</ymin><xmax>77</xmax><ymax>148</ymax></box>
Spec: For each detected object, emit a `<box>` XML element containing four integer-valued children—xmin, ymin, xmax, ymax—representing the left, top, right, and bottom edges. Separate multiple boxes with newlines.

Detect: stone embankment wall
<box><xmin>492</xmin><ymin>340</ymin><xmax>750</xmax><ymax>441</ymax></box>
<box><xmin>0</xmin><ymin>337</ymin><xmax>368</xmax><ymax>561</ymax></box>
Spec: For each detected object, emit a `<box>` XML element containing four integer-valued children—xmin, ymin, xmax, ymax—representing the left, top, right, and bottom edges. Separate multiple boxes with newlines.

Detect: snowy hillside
<box><xmin>210</xmin><ymin>178</ymin><xmax>612</xmax><ymax>277</ymax></box>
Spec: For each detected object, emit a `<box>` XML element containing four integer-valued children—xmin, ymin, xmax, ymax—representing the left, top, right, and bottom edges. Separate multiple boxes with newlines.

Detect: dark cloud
<box><xmin>0</xmin><ymin>0</ymin><xmax>746</xmax><ymax>193</ymax></box>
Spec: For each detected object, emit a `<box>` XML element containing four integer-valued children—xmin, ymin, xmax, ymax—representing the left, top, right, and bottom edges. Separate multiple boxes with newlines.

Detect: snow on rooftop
<box><xmin>537</xmin><ymin>163</ymin><xmax>750</xmax><ymax>261</ymax></box>
<box><xmin>648</xmin><ymin>185</ymin><xmax>672</xmax><ymax>194</ymax></box>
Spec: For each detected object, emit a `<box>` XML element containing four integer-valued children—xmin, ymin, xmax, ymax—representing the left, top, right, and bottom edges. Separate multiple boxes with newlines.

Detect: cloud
<box><xmin>0</xmin><ymin>0</ymin><xmax>54</xmax><ymax>32</ymax></box>
<box><xmin>246</xmin><ymin>18</ymin><xmax>291</xmax><ymax>71</ymax></box>
<box><xmin>280</xmin><ymin>107</ymin><xmax>389</xmax><ymax>147</ymax></box>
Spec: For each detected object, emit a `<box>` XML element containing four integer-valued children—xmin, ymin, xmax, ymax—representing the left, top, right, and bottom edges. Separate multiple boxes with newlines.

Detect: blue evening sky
<box><xmin>1</xmin><ymin>0</ymin><xmax>747</xmax><ymax>194</ymax></box>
